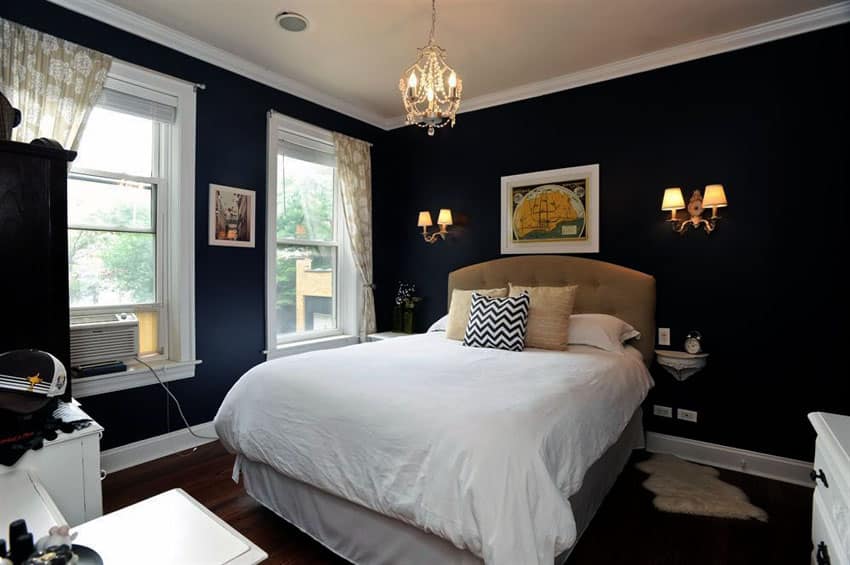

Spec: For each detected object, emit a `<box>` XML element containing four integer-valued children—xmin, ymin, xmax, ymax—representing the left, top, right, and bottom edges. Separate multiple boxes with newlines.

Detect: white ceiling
<box><xmin>91</xmin><ymin>0</ymin><xmax>845</xmax><ymax>125</ymax></box>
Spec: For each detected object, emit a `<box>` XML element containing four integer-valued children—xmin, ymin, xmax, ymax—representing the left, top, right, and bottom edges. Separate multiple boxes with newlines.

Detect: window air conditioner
<box><xmin>70</xmin><ymin>312</ymin><xmax>139</xmax><ymax>369</ymax></box>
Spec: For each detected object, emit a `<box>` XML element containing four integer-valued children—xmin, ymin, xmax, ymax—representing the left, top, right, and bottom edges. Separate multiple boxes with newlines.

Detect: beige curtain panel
<box><xmin>333</xmin><ymin>131</ymin><xmax>376</xmax><ymax>340</ymax></box>
<box><xmin>0</xmin><ymin>17</ymin><xmax>112</xmax><ymax>150</ymax></box>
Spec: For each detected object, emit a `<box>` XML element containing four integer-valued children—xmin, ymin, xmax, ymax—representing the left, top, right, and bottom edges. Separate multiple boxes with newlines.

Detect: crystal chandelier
<box><xmin>399</xmin><ymin>0</ymin><xmax>462</xmax><ymax>136</ymax></box>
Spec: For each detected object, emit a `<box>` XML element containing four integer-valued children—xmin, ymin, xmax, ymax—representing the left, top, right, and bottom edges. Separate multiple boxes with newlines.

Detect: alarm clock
<box><xmin>684</xmin><ymin>331</ymin><xmax>703</xmax><ymax>354</ymax></box>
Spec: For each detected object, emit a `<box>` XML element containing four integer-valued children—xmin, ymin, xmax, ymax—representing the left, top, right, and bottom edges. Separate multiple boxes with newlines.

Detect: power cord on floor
<box><xmin>135</xmin><ymin>357</ymin><xmax>218</xmax><ymax>441</ymax></box>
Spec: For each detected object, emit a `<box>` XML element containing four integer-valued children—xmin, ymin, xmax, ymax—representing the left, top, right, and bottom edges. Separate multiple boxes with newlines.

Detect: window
<box><xmin>266</xmin><ymin>113</ymin><xmax>359</xmax><ymax>354</ymax></box>
<box><xmin>69</xmin><ymin>61</ymin><xmax>197</xmax><ymax>396</ymax></box>
<box><xmin>70</xmin><ymin>103</ymin><xmax>166</xmax><ymax>356</ymax></box>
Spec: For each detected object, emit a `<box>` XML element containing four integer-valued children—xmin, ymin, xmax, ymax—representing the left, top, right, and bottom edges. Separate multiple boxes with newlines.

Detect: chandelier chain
<box><xmin>429</xmin><ymin>0</ymin><xmax>437</xmax><ymax>44</ymax></box>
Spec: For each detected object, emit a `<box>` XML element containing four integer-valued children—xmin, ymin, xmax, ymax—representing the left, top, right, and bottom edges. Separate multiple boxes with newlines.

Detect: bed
<box><xmin>215</xmin><ymin>256</ymin><xmax>656</xmax><ymax>565</ymax></box>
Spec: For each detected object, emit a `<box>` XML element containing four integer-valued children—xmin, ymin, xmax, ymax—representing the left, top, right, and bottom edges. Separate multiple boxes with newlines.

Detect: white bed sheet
<box><xmin>215</xmin><ymin>333</ymin><xmax>652</xmax><ymax>565</ymax></box>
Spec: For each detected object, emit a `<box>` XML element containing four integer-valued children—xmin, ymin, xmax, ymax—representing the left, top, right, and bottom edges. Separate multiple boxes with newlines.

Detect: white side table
<box><xmin>73</xmin><ymin>488</ymin><xmax>267</xmax><ymax>564</ymax></box>
<box><xmin>1</xmin><ymin>404</ymin><xmax>103</xmax><ymax>526</ymax></box>
<box><xmin>367</xmin><ymin>331</ymin><xmax>410</xmax><ymax>341</ymax></box>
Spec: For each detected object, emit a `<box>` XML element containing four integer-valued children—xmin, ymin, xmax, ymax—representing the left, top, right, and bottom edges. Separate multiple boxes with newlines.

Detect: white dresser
<box><xmin>0</xmin><ymin>406</ymin><xmax>103</xmax><ymax>526</ymax></box>
<box><xmin>809</xmin><ymin>412</ymin><xmax>850</xmax><ymax>565</ymax></box>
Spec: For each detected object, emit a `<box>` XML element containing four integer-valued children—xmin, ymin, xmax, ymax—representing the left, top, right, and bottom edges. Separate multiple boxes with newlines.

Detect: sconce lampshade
<box><xmin>703</xmin><ymin>184</ymin><xmax>728</xmax><ymax>208</ymax></box>
<box><xmin>417</xmin><ymin>211</ymin><xmax>433</xmax><ymax>227</ymax></box>
<box><xmin>661</xmin><ymin>187</ymin><xmax>686</xmax><ymax>211</ymax></box>
<box><xmin>437</xmin><ymin>208</ymin><xmax>453</xmax><ymax>226</ymax></box>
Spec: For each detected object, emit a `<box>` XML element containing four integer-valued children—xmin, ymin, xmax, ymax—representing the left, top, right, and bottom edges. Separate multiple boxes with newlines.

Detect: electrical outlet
<box><xmin>677</xmin><ymin>408</ymin><xmax>698</xmax><ymax>423</ymax></box>
<box><xmin>658</xmin><ymin>327</ymin><xmax>671</xmax><ymax>346</ymax></box>
<box><xmin>653</xmin><ymin>405</ymin><xmax>673</xmax><ymax>418</ymax></box>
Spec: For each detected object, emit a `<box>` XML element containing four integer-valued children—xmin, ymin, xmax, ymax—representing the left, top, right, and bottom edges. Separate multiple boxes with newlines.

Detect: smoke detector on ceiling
<box><xmin>276</xmin><ymin>12</ymin><xmax>309</xmax><ymax>32</ymax></box>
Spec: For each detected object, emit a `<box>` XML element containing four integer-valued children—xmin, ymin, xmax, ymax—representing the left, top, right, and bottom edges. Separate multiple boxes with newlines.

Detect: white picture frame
<box><xmin>500</xmin><ymin>164</ymin><xmax>599</xmax><ymax>254</ymax></box>
<box><xmin>209</xmin><ymin>184</ymin><xmax>256</xmax><ymax>248</ymax></box>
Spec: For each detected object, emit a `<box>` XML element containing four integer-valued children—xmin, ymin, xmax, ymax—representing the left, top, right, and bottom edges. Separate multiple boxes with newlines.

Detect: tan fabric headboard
<box><xmin>448</xmin><ymin>256</ymin><xmax>656</xmax><ymax>363</ymax></box>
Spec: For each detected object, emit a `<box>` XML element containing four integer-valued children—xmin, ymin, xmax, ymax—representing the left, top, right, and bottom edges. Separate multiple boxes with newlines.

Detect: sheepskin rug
<box><xmin>636</xmin><ymin>453</ymin><xmax>768</xmax><ymax>522</ymax></box>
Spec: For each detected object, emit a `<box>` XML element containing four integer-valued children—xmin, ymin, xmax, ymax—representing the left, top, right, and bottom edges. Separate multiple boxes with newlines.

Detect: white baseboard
<box><xmin>646</xmin><ymin>432</ymin><xmax>813</xmax><ymax>487</ymax></box>
<box><xmin>101</xmin><ymin>421</ymin><xmax>217</xmax><ymax>474</ymax></box>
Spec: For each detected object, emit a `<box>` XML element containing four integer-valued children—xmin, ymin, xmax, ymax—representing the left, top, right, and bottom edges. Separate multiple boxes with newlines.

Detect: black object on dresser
<box><xmin>0</xmin><ymin>139</ymin><xmax>76</xmax><ymax>401</ymax></box>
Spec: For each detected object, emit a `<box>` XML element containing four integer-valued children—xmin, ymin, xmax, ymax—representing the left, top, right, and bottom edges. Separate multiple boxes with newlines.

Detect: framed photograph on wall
<box><xmin>209</xmin><ymin>184</ymin><xmax>256</xmax><ymax>248</ymax></box>
<box><xmin>500</xmin><ymin>164</ymin><xmax>599</xmax><ymax>254</ymax></box>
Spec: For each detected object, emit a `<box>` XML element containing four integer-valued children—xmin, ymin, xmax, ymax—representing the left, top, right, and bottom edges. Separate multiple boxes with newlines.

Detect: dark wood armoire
<box><xmin>0</xmin><ymin>139</ymin><xmax>75</xmax><ymax>400</ymax></box>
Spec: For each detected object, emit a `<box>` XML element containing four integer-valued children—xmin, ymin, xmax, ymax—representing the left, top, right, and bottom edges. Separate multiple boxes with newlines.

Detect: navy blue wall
<box><xmin>3</xmin><ymin>2</ymin><xmax>847</xmax><ymax>461</ymax></box>
<box><xmin>373</xmin><ymin>25</ymin><xmax>850</xmax><ymax>461</ymax></box>
<box><xmin>0</xmin><ymin>2</ymin><xmax>385</xmax><ymax>449</ymax></box>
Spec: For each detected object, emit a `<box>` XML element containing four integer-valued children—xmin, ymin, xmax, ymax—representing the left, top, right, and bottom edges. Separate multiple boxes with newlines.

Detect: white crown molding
<box><xmin>646</xmin><ymin>432</ymin><xmax>814</xmax><ymax>487</ymax></box>
<box><xmin>101</xmin><ymin>421</ymin><xmax>217</xmax><ymax>473</ymax></box>
<box><xmin>386</xmin><ymin>1</ymin><xmax>850</xmax><ymax>129</ymax></box>
<box><xmin>45</xmin><ymin>0</ymin><xmax>388</xmax><ymax>128</ymax></box>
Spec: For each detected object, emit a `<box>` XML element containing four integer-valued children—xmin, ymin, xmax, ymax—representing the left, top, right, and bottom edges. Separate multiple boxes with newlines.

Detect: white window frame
<box><xmin>72</xmin><ymin>60</ymin><xmax>198</xmax><ymax>397</ymax></box>
<box><xmin>265</xmin><ymin>111</ymin><xmax>360</xmax><ymax>359</ymax></box>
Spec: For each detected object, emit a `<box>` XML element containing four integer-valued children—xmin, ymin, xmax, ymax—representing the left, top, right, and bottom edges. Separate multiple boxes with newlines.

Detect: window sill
<box><xmin>72</xmin><ymin>359</ymin><xmax>202</xmax><ymax>398</ymax></box>
<box><xmin>266</xmin><ymin>334</ymin><xmax>359</xmax><ymax>360</ymax></box>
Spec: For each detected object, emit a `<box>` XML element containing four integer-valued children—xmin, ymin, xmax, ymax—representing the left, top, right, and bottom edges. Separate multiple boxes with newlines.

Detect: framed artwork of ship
<box><xmin>500</xmin><ymin>164</ymin><xmax>599</xmax><ymax>254</ymax></box>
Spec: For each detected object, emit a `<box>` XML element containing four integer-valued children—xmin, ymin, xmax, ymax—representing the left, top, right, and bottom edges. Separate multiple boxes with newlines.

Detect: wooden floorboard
<box><xmin>102</xmin><ymin>442</ymin><xmax>813</xmax><ymax>564</ymax></box>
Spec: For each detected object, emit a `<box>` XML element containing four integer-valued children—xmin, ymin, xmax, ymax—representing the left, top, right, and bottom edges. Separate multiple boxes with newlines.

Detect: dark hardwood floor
<box><xmin>103</xmin><ymin>442</ymin><xmax>813</xmax><ymax>564</ymax></box>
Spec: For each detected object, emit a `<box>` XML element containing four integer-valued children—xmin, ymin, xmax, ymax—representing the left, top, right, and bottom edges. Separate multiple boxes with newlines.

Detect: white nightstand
<box><xmin>367</xmin><ymin>332</ymin><xmax>410</xmax><ymax>342</ymax></box>
<box><xmin>808</xmin><ymin>412</ymin><xmax>850</xmax><ymax>565</ymax></box>
<box><xmin>1</xmin><ymin>403</ymin><xmax>103</xmax><ymax>525</ymax></box>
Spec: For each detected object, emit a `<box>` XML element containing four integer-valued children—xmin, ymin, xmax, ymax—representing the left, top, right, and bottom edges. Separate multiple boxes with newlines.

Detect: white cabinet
<box><xmin>1</xmin><ymin>407</ymin><xmax>103</xmax><ymax>526</ymax></box>
<box><xmin>809</xmin><ymin>412</ymin><xmax>850</xmax><ymax>565</ymax></box>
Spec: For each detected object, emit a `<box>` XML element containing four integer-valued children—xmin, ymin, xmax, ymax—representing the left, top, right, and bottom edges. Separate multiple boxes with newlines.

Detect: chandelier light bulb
<box><xmin>448</xmin><ymin>71</ymin><xmax>457</xmax><ymax>87</ymax></box>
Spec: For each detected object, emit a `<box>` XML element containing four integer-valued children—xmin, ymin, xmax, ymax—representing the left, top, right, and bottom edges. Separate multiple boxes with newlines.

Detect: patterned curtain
<box><xmin>0</xmin><ymin>18</ymin><xmax>112</xmax><ymax>150</ymax></box>
<box><xmin>333</xmin><ymin>132</ymin><xmax>376</xmax><ymax>340</ymax></box>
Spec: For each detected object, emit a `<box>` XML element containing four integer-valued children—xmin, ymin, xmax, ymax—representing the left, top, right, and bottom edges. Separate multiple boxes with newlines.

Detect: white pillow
<box><xmin>428</xmin><ymin>314</ymin><xmax>449</xmax><ymax>333</ymax></box>
<box><xmin>568</xmin><ymin>314</ymin><xmax>640</xmax><ymax>353</ymax></box>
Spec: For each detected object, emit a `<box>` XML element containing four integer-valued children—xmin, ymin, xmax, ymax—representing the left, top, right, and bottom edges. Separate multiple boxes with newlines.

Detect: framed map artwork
<box><xmin>500</xmin><ymin>164</ymin><xmax>599</xmax><ymax>254</ymax></box>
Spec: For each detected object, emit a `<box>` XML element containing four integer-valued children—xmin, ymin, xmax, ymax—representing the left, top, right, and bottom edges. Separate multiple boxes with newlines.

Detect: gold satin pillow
<box><xmin>446</xmin><ymin>288</ymin><xmax>508</xmax><ymax>340</ymax></box>
<box><xmin>509</xmin><ymin>284</ymin><xmax>578</xmax><ymax>350</ymax></box>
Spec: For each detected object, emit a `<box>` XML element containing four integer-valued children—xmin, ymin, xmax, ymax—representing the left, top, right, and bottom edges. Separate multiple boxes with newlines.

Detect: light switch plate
<box><xmin>653</xmin><ymin>405</ymin><xmax>673</xmax><ymax>418</ymax></box>
<box><xmin>658</xmin><ymin>327</ymin><xmax>671</xmax><ymax>346</ymax></box>
<box><xmin>677</xmin><ymin>408</ymin><xmax>698</xmax><ymax>423</ymax></box>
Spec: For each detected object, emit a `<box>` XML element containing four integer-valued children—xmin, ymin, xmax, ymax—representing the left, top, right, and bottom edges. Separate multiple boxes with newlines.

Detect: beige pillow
<box><xmin>509</xmin><ymin>284</ymin><xmax>578</xmax><ymax>350</ymax></box>
<box><xmin>446</xmin><ymin>288</ymin><xmax>508</xmax><ymax>340</ymax></box>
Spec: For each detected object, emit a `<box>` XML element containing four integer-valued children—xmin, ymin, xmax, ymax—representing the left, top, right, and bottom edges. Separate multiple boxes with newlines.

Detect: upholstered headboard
<box><xmin>448</xmin><ymin>256</ymin><xmax>656</xmax><ymax>363</ymax></box>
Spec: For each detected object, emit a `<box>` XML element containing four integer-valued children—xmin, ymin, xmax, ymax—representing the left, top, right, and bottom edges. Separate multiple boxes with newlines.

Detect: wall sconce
<box><xmin>661</xmin><ymin>184</ymin><xmax>728</xmax><ymax>234</ymax></box>
<box><xmin>417</xmin><ymin>209</ymin><xmax>453</xmax><ymax>243</ymax></box>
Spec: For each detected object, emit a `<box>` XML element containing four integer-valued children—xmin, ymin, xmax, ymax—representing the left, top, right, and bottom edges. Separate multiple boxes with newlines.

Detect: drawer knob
<box><xmin>810</xmin><ymin>468</ymin><xmax>829</xmax><ymax>488</ymax></box>
<box><xmin>816</xmin><ymin>541</ymin><xmax>830</xmax><ymax>565</ymax></box>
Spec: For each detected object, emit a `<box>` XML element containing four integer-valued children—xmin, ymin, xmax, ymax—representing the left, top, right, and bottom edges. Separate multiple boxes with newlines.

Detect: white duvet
<box><xmin>215</xmin><ymin>333</ymin><xmax>652</xmax><ymax>565</ymax></box>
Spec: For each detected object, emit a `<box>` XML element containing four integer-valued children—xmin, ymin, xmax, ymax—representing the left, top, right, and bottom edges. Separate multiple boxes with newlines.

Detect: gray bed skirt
<box><xmin>239</xmin><ymin>408</ymin><xmax>644</xmax><ymax>565</ymax></box>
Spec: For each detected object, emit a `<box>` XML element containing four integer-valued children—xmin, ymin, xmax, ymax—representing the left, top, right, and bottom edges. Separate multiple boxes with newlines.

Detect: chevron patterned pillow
<box><xmin>462</xmin><ymin>291</ymin><xmax>530</xmax><ymax>351</ymax></box>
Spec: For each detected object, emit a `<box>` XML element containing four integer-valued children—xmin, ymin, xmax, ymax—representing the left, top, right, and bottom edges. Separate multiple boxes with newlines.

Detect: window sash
<box><xmin>277</xmin><ymin>151</ymin><xmax>337</xmax><ymax>244</ymax></box>
<box><xmin>274</xmin><ymin>243</ymin><xmax>339</xmax><ymax>344</ymax></box>
<box><xmin>68</xmin><ymin>173</ymin><xmax>158</xmax><ymax>235</ymax></box>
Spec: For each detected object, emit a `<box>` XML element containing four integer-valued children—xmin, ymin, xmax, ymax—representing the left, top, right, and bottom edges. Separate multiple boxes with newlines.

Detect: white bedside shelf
<box><xmin>655</xmin><ymin>349</ymin><xmax>709</xmax><ymax>381</ymax></box>
<box><xmin>367</xmin><ymin>331</ymin><xmax>411</xmax><ymax>341</ymax></box>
